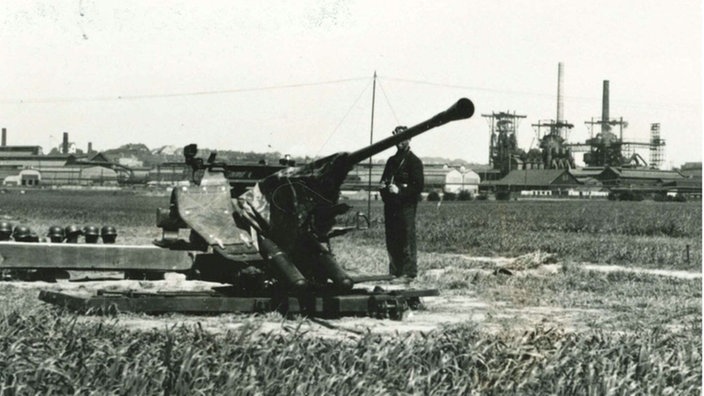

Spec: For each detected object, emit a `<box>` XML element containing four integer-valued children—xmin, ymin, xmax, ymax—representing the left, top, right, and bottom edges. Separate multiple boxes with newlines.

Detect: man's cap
<box><xmin>392</xmin><ymin>126</ymin><xmax>408</xmax><ymax>135</ymax></box>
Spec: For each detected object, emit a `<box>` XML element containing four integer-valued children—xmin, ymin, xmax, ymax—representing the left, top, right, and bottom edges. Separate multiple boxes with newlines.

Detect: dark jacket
<box><xmin>380</xmin><ymin>148</ymin><xmax>424</xmax><ymax>205</ymax></box>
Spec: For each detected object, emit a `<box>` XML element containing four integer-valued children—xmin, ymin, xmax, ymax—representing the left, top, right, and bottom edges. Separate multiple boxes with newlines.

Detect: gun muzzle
<box><xmin>347</xmin><ymin>98</ymin><xmax>475</xmax><ymax>165</ymax></box>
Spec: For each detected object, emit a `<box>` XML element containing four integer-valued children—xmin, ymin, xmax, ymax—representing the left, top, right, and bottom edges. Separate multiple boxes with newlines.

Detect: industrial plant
<box><xmin>478</xmin><ymin>63</ymin><xmax>698</xmax><ymax>200</ymax></box>
<box><xmin>0</xmin><ymin>64</ymin><xmax>700</xmax><ymax>200</ymax></box>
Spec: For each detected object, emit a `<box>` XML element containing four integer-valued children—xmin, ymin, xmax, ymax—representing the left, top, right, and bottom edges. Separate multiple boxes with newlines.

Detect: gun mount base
<box><xmin>39</xmin><ymin>286</ymin><xmax>438</xmax><ymax>320</ymax></box>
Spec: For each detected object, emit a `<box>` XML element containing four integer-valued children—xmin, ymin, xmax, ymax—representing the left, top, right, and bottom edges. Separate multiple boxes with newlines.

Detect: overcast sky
<box><xmin>1</xmin><ymin>0</ymin><xmax>701</xmax><ymax>168</ymax></box>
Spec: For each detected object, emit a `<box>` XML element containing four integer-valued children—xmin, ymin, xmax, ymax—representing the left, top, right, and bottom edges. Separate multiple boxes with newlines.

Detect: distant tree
<box><xmin>427</xmin><ymin>191</ymin><xmax>441</xmax><ymax>201</ymax></box>
<box><xmin>653</xmin><ymin>192</ymin><xmax>667</xmax><ymax>202</ymax></box>
<box><xmin>119</xmin><ymin>143</ymin><xmax>150</xmax><ymax>152</ymax></box>
<box><xmin>443</xmin><ymin>192</ymin><xmax>457</xmax><ymax>201</ymax></box>
<box><xmin>457</xmin><ymin>190</ymin><xmax>473</xmax><ymax>201</ymax></box>
<box><xmin>613</xmin><ymin>190</ymin><xmax>644</xmax><ymax>201</ymax></box>
<box><xmin>674</xmin><ymin>193</ymin><xmax>687</xmax><ymax>202</ymax></box>
<box><xmin>495</xmin><ymin>191</ymin><xmax>511</xmax><ymax>201</ymax></box>
<box><xmin>49</xmin><ymin>145</ymin><xmax>83</xmax><ymax>155</ymax></box>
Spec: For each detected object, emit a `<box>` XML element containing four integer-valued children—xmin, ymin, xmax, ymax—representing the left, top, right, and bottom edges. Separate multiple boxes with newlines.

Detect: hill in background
<box><xmin>100</xmin><ymin>143</ymin><xmax>481</xmax><ymax>168</ymax></box>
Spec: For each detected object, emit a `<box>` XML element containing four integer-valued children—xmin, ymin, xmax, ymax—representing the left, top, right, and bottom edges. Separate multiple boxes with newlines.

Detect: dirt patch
<box><xmin>62</xmin><ymin>293</ymin><xmax>603</xmax><ymax>339</ymax></box>
<box><xmin>454</xmin><ymin>252</ymin><xmax>702</xmax><ymax>279</ymax></box>
<box><xmin>579</xmin><ymin>264</ymin><xmax>701</xmax><ymax>279</ymax></box>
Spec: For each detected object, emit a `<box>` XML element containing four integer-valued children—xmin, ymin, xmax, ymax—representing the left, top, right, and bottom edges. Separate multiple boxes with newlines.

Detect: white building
<box><xmin>444</xmin><ymin>167</ymin><xmax>480</xmax><ymax>195</ymax></box>
<box><xmin>3</xmin><ymin>169</ymin><xmax>41</xmax><ymax>186</ymax></box>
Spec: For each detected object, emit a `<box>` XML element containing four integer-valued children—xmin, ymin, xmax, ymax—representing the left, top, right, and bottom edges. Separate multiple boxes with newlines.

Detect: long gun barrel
<box><xmin>250</xmin><ymin>97</ymin><xmax>475</xmax><ymax>290</ymax></box>
<box><xmin>347</xmin><ymin>97</ymin><xmax>475</xmax><ymax>165</ymax></box>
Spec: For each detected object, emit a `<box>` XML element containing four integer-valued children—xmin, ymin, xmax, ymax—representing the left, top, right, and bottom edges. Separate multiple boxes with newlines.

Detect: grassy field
<box><xmin>0</xmin><ymin>189</ymin><xmax>701</xmax><ymax>394</ymax></box>
<box><xmin>345</xmin><ymin>199</ymin><xmax>702</xmax><ymax>270</ymax></box>
<box><xmin>1</xmin><ymin>190</ymin><xmax>700</xmax><ymax>269</ymax></box>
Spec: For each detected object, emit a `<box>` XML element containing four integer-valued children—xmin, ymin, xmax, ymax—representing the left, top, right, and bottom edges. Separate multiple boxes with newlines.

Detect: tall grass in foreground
<box><xmin>0</xmin><ymin>307</ymin><xmax>700</xmax><ymax>395</ymax></box>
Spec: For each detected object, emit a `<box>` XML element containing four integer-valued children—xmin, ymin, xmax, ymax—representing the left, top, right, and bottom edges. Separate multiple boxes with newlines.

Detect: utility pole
<box><xmin>367</xmin><ymin>72</ymin><xmax>377</xmax><ymax>222</ymax></box>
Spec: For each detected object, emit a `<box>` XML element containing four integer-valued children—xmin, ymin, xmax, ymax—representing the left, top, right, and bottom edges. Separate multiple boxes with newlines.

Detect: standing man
<box><xmin>379</xmin><ymin>125</ymin><xmax>424</xmax><ymax>283</ymax></box>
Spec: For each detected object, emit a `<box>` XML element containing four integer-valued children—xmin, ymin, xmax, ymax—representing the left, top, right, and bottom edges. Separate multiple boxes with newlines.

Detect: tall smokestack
<box><xmin>556</xmin><ymin>62</ymin><xmax>565</xmax><ymax>136</ymax></box>
<box><xmin>88</xmin><ymin>142</ymin><xmax>93</xmax><ymax>153</ymax></box>
<box><xmin>601</xmin><ymin>80</ymin><xmax>610</xmax><ymax>133</ymax></box>
<box><xmin>62</xmin><ymin>132</ymin><xmax>69</xmax><ymax>154</ymax></box>
<box><xmin>1</xmin><ymin>128</ymin><xmax>6</xmax><ymax>147</ymax></box>
<box><xmin>556</xmin><ymin>62</ymin><xmax>564</xmax><ymax>123</ymax></box>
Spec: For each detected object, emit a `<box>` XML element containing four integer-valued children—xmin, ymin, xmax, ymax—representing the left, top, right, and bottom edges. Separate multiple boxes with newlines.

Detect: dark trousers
<box><xmin>384</xmin><ymin>203</ymin><xmax>417</xmax><ymax>278</ymax></box>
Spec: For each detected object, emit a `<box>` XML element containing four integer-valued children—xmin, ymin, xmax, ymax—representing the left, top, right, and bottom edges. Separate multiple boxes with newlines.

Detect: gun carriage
<box><xmin>1</xmin><ymin>98</ymin><xmax>474</xmax><ymax>319</ymax></box>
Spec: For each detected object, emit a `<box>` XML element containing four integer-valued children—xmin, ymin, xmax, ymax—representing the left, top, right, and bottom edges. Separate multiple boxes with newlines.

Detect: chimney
<box><xmin>556</xmin><ymin>62</ymin><xmax>565</xmax><ymax>137</ymax></box>
<box><xmin>1</xmin><ymin>128</ymin><xmax>6</xmax><ymax>147</ymax></box>
<box><xmin>88</xmin><ymin>142</ymin><xmax>93</xmax><ymax>153</ymax></box>
<box><xmin>601</xmin><ymin>80</ymin><xmax>610</xmax><ymax>134</ymax></box>
<box><xmin>62</xmin><ymin>132</ymin><xmax>69</xmax><ymax>154</ymax></box>
<box><xmin>556</xmin><ymin>62</ymin><xmax>564</xmax><ymax>124</ymax></box>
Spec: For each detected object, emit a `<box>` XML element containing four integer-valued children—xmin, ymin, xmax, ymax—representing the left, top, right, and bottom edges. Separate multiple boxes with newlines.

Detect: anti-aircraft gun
<box><xmin>18</xmin><ymin>98</ymin><xmax>474</xmax><ymax>318</ymax></box>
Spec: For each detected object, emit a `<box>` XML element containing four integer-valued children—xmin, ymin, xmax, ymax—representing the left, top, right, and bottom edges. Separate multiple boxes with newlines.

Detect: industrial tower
<box><xmin>483</xmin><ymin>111</ymin><xmax>527</xmax><ymax>176</ymax></box>
<box><xmin>648</xmin><ymin>123</ymin><xmax>665</xmax><ymax>169</ymax></box>
<box><xmin>568</xmin><ymin>80</ymin><xmax>666</xmax><ymax>168</ymax></box>
<box><xmin>532</xmin><ymin>62</ymin><xmax>576</xmax><ymax>169</ymax></box>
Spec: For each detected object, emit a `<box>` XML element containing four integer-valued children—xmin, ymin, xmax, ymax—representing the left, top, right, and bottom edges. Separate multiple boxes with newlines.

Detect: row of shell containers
<box><xmin>0</xmin><ymin>222</ymin><xmax>117</xmax><ymax>244</ymax></box>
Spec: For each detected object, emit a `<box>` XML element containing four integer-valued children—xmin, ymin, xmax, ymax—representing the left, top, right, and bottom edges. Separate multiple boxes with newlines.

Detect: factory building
<box><xmin>597</xmin><ymin>168</ymin><xmax>685</xmax><ymax>188</ymax></box>
<box><xmin>30</xmin><ymin>166</ymin><xmax>119</xmax><ymax>186</ymax></box>
<box><xmin>339</xmin><ymin>163</ymin><xmax>483</xmax><ymax>200</ymax></box>
<box><xmin>0</xmin><ymin>129</ymin><xmax>123</xmax><ymax>187</ymax></box>
<box><xmin>679</xmin><ymin>162</ymin><xmax>701</xmax><ymax>179</ymax></box>
<box><xmin>482</xmin><ymin>169</ymin><xmax>580</xmax><ymax>195</ymax></box>
<box><xmin>342</xmin><ymin>163</ymin><xmax>481</xmax><ymax>196</ymax></box>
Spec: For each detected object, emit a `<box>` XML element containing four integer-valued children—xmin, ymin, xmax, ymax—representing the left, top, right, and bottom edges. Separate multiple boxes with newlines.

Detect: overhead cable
<box><xmin>0</xmin><ymin>77</ymin><xmax>370</xmax><ymax>104</ymax></box>
<box><xmin>376</xmin><ymin>79</ymin><xmax>399</xmax><ymax>125</ymax></box>
<box><xmin>314</xmin><ymin>79</ymin><xmax>372</xmax><ymax>157</ymax></box>
<box><xmin>382</xmin><ymin>76</ymin><xmax>700</xmax><ymax>111</ymax></box>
